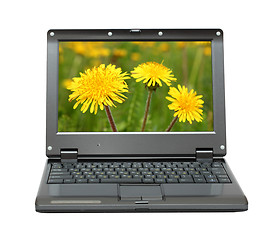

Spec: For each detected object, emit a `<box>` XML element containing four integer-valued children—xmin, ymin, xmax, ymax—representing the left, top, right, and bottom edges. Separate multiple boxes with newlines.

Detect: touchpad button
<box><xmin>119</xmin><ymin>185</ymin><xmax>163</xmax><ymax>201</ymax></box>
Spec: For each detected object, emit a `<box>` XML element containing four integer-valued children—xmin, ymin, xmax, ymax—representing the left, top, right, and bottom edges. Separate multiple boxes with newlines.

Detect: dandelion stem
<box><xmin>104</xmin><ymin>105</ymin><xmax>118</xmax><ymax>132</ymax></box>
<box><xmin>166</xmin><ymin>116</ymin><xmax>178</xmax><ymax>132</ymax></box>
<box><xmin>141</xmin><ymin>89</ymin><xmax>153</xmax><ymax>131</ymax></box>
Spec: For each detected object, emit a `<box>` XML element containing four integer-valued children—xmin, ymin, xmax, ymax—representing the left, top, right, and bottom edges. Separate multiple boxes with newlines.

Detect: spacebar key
<box><xmin>101</xmin><ymin>178</ymin><xmax>142</xmax><ymax>183</ymax></box>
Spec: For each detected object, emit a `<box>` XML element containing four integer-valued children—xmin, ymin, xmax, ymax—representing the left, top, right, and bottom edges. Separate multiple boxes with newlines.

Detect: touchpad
<box><xmin>119</xmin><ymin>185</ymin><xmax>163</xmax><ymax>201</ymax></box>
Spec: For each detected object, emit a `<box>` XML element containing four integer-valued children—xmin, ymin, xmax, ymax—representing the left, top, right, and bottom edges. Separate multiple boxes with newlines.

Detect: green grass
<box><xmin>58</xmin><ymin>41</ymin><xmax>213</xmax><ymax>132</ymax></box>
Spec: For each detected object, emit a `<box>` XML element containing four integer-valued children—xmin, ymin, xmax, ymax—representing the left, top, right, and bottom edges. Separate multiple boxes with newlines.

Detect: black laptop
<box><xmin>35</xmin><ymin>29</ymin><xmax>248</xmax><ymax>212</ymax></box>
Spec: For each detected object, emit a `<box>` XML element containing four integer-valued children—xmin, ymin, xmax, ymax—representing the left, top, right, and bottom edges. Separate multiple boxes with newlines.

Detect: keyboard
<box><xmin>48</xmin><ymin>161</ymin><xmax>231</xmax><ymax>184</ymax></box>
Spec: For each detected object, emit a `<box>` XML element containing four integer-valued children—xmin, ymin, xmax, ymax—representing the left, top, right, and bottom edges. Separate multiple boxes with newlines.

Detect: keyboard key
<box><xmin>218</xmin><ymin>177</ymin><xmax>231</xmax><ymax>183</ymax></box>
<box><xmin>86</xmin><ymin>175</ymin><xmax>96</xmax><ymax>179</ymax></box>
<box><xmin>133</xmin><ymin>174</ymin><xmax>142</xmax><ymax>178</ymax></box>
<box><xmin>81</xmin><ymin>168</ymin><xmax>91</xmax><ymax>172</ymax></box>
<box><xmin>48</xmin><ymin>179</ymin><xmax>63</xmax><ymax>184</ymax></box>
<box><xmin>180</xmin><ymin>175</ymin><xmax>193</xmax><ymax>179</ymax></box>
<box><xmin>97</xmin><ymin>175</ymin><xmax>108</xmax><ymax>179</ymax></box>
<box><xmin>197</xmin><ymin>167</ymin><xmax>208</xmax><ymax>171</ymax></box>
<box><xmin>50</xmin><ymin>172</ymin><xmax>71</xmax><ymax>175</ymax></box>
<box><xmin>211</xmin><ymin>168</ymin><xmax>226</xmax><ymax>175</ymax></box>
<box><xmin>189</xmin><ymin>163</ymin><xmax>200</xmax><ymax>168</ymax></box>
<box><xmin>205</xmin><ymin>174</ymin><xmax>216</xmax><ymax>179</ymax></box>
<box><xmin>50</xmin><ymin>175</ymin><xmax>72</xmax><ymax>179</ymax></box>
<box><xmin>155</xmin><ymin>179</ymin><xmax>166</xmax><ymax>183</ymax></box>
<box><xmin>64</xmin><ymin>179</ymin><xmax>76</xmax><ymax>184</ymax></box>
<box><xmin>166</xmin><ymin>179</ymin><xmax>178</xmax><ymax>183</ymax></box>
<box><xmin>144</xmin><ymin>174</ymin><xmax>155</xmax><ymax>178</ymax></box>
<box><xmin>88</xmin><ymin>179</ymin><xmax>100</xmax><ymax>183</ymax></box>
<box><xmin>181</xmin><ymin>163</ymin><xmax>189</xmax><ymax>168</ymax></box>
<box><xmin>193</xmin><ymin>177</ymin><xmax>206</xmax><ymax>183</ymax></box>
<box><xmin>143</xmin><ymin>178</ymin><xmax>154</xmax><ymax>183</ymax></box>
<box><xmin>216</xmin><ymin>174</ymin><xmax>228</xmax><ymax>178</ymax></box>
<box><xmin>168</xmin><ymin>174</ymin><xmax>176</xmax><ymax>178</ymax></box>
<box><xmin>52</xmin><ymin>165</ymin><xmax>62</xmax><ymax>169</ymax></box>
<box><xmin>101</xmin><ymin>178</ymin><xmax>142</xmax><ymax>183</ymax></box>
<box><xmin>51</xmin><ymin>168</ymin><xmax>68</xmax><ymax>172</ymax></box>
<box><xmin>179</xmin><ymin>178</ymin><xmax>194</xmax><ymax>183</ymax></box>
<box><xmin>74</xmin><ymin>175</ymin><xmax>85</xmax><ymax>179</ymax></box>
<box><xmin>193</xmin><ymin>174</ymin><xmax>203</xmax><ymax>178</ymax></box>
<box><xmin>71</xmin><ymin>172</ymin><xmax>82</xmax><ymax>175</ymax></box>
<box><xmin>76</xmin><ymin>179</ymin><xmax>88</xmax><ymax>183</ymax></box>
<box><xmin>185</xmin><ymin>168</ymin><xmax>195</xmax><ymax>172</ymax></box>
<box><xmin>206</xmin><ymin>178</ymin><xmax>218</xmax><ymax>183</ymax></box>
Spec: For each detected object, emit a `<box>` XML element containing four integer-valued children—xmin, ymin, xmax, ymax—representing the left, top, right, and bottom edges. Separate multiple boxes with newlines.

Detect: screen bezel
<box><xmin>46</xmin><ymin>29</ymin><xmax>226</xmax><ymax>157</ymax></box>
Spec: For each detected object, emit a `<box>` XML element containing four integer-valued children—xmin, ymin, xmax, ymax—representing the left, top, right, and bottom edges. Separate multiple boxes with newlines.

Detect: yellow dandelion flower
<box><xmin>176</xmin><ymin>42</ymin><xmax>186</xmax><ymax>49</ymax></box>
<box><xmin>62</xmin><ymin>79</ymin><xmax>73</xmax><ymax>89</ymax></box>
<box><xmin>193</xmin><ymin>41</ymin><xmax>210</xmax><ymax>46</ymax></box>
<box><xmin>131</xmin><ymin>52</ymin><xmax>141</xmax><ymax>61</ymax></box>
<box><xmin>68</xmin><ymin>64</ymin><xmax>129</xmax><ymax>114</ymax></box>
<box><xmin>59</xmin><ymin>46</ymin><xmax>64</xmax><ymax>63</ymax></box>
<box><xmin>66</xmin><ymin>42</ymin><xmax>110</xmax><ymax>58</ymax></box>
<box><xmin>159</xmin><ymin>43</ymin><xmax>169</xmax><ymax>52</ymax></box>
<box><xmin>203</xmin><ymin>46</ymin><xmax>211</xmax><ymax>56</ymax></box>
<box><xmin>131</xmin><ymin>61</ymin><xmax>176</xmax><ymax>88</ymax></box>
<box><xmin>132</xmin><ymin>42</ymin><xmax>155</xmax><ymax>48</ymax></box>
<box><xmin>59</xmin><ymin>46</ymin><xmax>63</xmax><ymax>53</ymax></box>
<box><xmin>166</xmin><ymin>85</ymin><xmax>204</xmax><ymax>124</ymax></box>
<box><xmin>113</xmin><ymin>49</ymin><xmax>127</xmax><ymax>57</ymax></box>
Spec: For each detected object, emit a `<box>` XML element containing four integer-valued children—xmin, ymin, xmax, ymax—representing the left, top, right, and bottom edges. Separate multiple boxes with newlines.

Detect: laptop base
<box><xmin>35</xmin><ymin>159</ymin><xmax>248</xmax><ymax>212</ymax></box>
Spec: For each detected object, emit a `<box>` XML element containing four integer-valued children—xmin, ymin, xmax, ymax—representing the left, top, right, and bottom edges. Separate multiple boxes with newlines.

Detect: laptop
<box><xmin>35</xmin><ymin>29</ymin><xmax>248</xmax><ymax>212</ymax></box>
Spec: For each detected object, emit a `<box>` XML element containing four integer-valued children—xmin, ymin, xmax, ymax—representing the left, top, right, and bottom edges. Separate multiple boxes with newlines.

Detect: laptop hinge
<box><xmin>196</xmin><ymin>149</ymin><xmax>213</xmax><ymax>164</ymax></box>
<box><xmin>60</xmin><ymin>149</ymin><xmax>78</xmax><ymax>163</ymax></box>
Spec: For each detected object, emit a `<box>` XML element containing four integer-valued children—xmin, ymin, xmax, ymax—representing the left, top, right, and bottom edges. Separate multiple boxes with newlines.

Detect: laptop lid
<box><xmin>46</xmin><ymin>29</ymin><xmax>226</xmax><ymax>158</ymax></box>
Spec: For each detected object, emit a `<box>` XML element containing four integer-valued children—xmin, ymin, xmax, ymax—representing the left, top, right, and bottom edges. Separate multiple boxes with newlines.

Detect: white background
<box><xmin>1</xmin><ymin>0</ymin><xmax>275</xmax><ymax>239</ymax></box>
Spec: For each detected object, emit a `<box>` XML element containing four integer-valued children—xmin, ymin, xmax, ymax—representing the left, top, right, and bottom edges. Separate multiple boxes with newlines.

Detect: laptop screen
<box><xmin>58</xmin><ymin>41</ymin><xmax>213</xmax><ymax>132</ymax></box>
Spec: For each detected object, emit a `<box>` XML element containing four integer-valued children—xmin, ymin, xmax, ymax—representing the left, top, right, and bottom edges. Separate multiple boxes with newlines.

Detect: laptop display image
<box><xmin>58</xmin><ymin>41</ymin><xmax>213</xmax><ymax>132</ymax></box>
<box><xmin>35</xmin><ymin>29</ymin><xmax>248</xmax><ymax>212</ymax></box>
